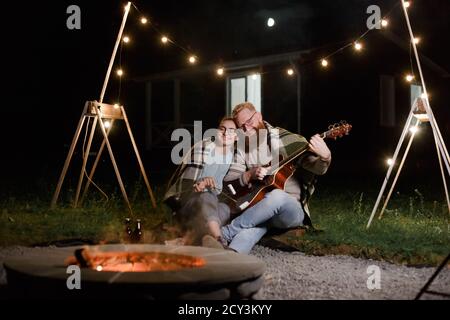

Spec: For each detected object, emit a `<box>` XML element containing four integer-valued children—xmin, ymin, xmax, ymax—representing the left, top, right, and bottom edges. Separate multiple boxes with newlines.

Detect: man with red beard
<box><xmin>221</xmin><ymin>102</ymin><xmax>332</xmax><ymax>254</ymax></box>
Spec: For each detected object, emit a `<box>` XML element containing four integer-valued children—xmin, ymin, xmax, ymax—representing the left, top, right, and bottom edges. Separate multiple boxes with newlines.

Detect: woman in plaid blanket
<box><xmin>164</xmin><ymin>117</ymin><xmax>237</xmax><ymax>248</ymax></box>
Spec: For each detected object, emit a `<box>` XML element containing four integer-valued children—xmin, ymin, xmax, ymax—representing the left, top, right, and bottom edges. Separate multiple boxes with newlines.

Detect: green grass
<box><xmin>1</xmin><ymin>185</ymin><xmax>449</xmax><ymax>266</ymax></box>
<box><xmin>278</xmin><ymin>189</ymin><xmax>450</xmax><ymax>266</ymax></box>
<box><xmin>0</xmin><ymin>188</ymin><xmax>170</xmax><ymax>246</ymax></box>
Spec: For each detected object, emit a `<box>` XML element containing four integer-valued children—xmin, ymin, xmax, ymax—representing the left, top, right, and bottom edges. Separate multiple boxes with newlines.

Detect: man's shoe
<box><xmin>201</xmin><ymin>235</ymin><xmax>226</xmax><ymax>250</ymax></box>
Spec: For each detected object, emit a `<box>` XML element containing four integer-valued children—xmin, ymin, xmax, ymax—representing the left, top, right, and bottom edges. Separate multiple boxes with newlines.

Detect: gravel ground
<box><xmin>1</xmin><ymin>245</ymin><xmax>449</xmax><ymax>300</ymax></box>
<box><xmin>250</xmin><ymin>245</ymin><xmax>450</xmax><ymax>300</ymax></box>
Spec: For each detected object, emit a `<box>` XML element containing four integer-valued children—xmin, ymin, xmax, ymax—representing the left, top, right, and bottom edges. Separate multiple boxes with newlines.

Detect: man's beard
<box><xmin>244</xmin><ymin>120</ymin><xmax>267</xmax><ymax>152</ymax></box>
<box><xmin>255</xmin><ymin>120</ymin><xmax>266</xmax><ymax>131</ymax></box>
<box><xmin>244</xmin><ymin>120</ymin><xmax>265</xmax><ymax>137</ymax></box>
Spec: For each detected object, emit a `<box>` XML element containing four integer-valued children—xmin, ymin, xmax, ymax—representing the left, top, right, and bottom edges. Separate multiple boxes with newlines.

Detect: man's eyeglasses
<box><xmin>218</xmin><ymin>126</ymin><xmax>237</xmax><ymax>135</ymax></box>
<box><xmin>238</xmin><ymin>112</ymin><xmax>257</xmax><ymax>129</ymax></box>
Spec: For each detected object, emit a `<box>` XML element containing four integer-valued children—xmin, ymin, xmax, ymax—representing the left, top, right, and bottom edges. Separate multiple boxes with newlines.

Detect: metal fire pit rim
<box><xmin>4</xmin><ymin>244</ymin><xmax>266</xmax><ymax>285</ymax></box>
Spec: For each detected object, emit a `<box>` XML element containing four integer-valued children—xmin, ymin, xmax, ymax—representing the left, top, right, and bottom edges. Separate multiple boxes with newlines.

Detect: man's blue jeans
<box><xmin>221</xmin><ymin>189</ymin><xmax>305</xmax><ymax>254</ymax></box>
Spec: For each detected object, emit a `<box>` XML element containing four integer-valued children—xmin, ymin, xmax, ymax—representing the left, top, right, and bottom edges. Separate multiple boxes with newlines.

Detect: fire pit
<box><xmin>4</xmin><ymin>244</ymin><xmax>265</xmax><ymax>299</ymax></box>
<box><xmin>67</xmin><ymin>247</ymin><xmax>207</xmax><ymax>272</ymax></box>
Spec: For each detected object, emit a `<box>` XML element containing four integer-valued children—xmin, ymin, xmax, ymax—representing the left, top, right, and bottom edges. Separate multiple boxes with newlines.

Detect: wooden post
<box><xmin>367</xmin><ymin>107</ymin><xmax>415</xmax><ymax>228</ymax></box>
<box><xmin>51</xmin><ymin>102</ymin><xmax>88</xmax><ymax>208</ymax></box>
<box><xmin>378</xmin><ymin>119</ymin><xmax>420</xmax><ymax>219</ymax></box>
<box><xmin>79</xmin><ymin>120</ymin><xmax>114</xmax><ymax>205</ymax></box>
<box><xmin>73</xmin><ymin>116</ymin><xmax>98</xmax><ymax>207</ymax></box>
<box><xmin>121</xmin><ymin>106</ymin><xmax>157</xmax><ymax>208</ymax></box>
<box><xmin>401</xmin><ymin>0</ymin><xmax>450</xmax><ymax>176</ymax></box>
<box><xmin>96</xmin><ymin>109</ymin><xmax>133</xmax><ymax>215</ymax></box>
<box><xmin>428</xmin><ymin>109</ymin><xmax>450</xmax><ymax>175</ymax></box>
<box><xmin>434</xmin><ymin>131</ymin><xmax>450</xmax><ymax>215</ymax></box>
<box><xmin>99</xmin><ymin>2</ymin><xmax>131</xmax><ymax>103</ymax></box>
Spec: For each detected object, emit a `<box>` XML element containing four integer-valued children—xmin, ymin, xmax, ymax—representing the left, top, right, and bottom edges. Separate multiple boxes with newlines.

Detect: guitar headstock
<box><xmin>324</xmin><ymin>121</ymin><xmax>352</xmax><ymax>140</ymax></box>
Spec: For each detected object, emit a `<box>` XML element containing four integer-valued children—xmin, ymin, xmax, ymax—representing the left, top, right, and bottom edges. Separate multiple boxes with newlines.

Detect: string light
<box><xmin>96</xmin><ymin>265</ymin><xmax>103</xmax><ymax>271</ymax></box>
<box><xmin>413</xmin><ymin>37</ymin><xmax>420</xmax><ymax>45</ymax></box>
<box><xmin>116</xmin><ymin>2</ymin><xmax>408</xmax><ymax>86</ymax></box>
<box><xmin>421</xmin><ymin>93</ymin><xmax>428</xmax><ymax>99</ymax></box>
<box><xmin>188</xmin><ymin>56</ymin><xmax>197</xmax><ymax>64</ymax></box>
<box><xmin>104</xmin><ymin>121</ymin><xmax>111</xmax><ymax>129</ymax></box>
<box><xmin>114</xmin><ymin>104</ymin><xmax>120</xmax><ymax>109</ymax></box>
<box><xmin>386</xmin><ymin>158</ymin><xmax>395</xmax><ymax>166</ymax></box>
<box><xmin>409</xmin><ymin>126</ymin><xmax>419</xmax><ymax>134</ymax></box>
<box><xmin>405</xmin><ymin>74</ymin><xmax>414</xmax><ymax>82</ymax></box>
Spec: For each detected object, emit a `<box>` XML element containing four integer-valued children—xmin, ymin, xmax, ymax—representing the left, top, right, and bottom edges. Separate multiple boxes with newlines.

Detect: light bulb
<box><xmin>188</xmin><ymin>56</ymin><xmax>197</xmax><ymax>64</ymax></box>
<box><xmin>140</xmin><ymin>17</ymin><xmax>148</xmax><ymax>24</ymax></box>
<box><xmin>409</xmin><ymin>126</ymin><xmax>419</xmax><ymax>134</ymax></box>
<box><xmin>161</xmin><ymin>36</ymin><xmax>169</xmax><ymax>44</ymax></box>
<box><xmin>321</xmin><ymin>59</ymin><xmax>328</xmax><ymax>67</ymax></box>
<box><xmin>217</xmin><ymin>68</ymin><xmax>224</xmax><ymax>76</ymax></box>
<box><xmin>354</xmin><ymin>42</ymin><xmax>363</xmax><ymax>51</ymax></box>
<box><xmin>287</xmin><ymin>68</ymin><xmax>294</xmax><ymax>76</ymax></box>
<box><xmin>381</xmin><ymin>19</ymin><xmax>388</xmax><ymax>28</ymax></box>
<box><xmin>117</xmin><ymin>69</ymin><xmax>124</xmax><ymax>77</ymax></box>
<box><xmin>405</xmin><ymin>74</ymin><xmax>414</xmax><ymax>82</ymax></box>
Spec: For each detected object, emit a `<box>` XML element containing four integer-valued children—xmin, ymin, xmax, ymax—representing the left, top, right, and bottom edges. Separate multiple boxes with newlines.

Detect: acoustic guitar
<box><xmin>223</xmin><ymin>121</ymin><xmax>352</xmax><ymax>211</ymax></box>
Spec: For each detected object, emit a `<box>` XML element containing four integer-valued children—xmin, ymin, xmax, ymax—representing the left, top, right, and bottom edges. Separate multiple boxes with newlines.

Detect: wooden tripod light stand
<box><xmin>367</xmin><ymin>1</ymin><xmax>450</xmax><ymax>228</ymax></box>
<box><xmin>51</xmin><ymin>3</ymin><xmax>156</xmax><ymax>214</ymax></box>
<box><xmin>50</xmin><ymin>101</ymin><xmax>157</xmax><ymax>213</ymax></box>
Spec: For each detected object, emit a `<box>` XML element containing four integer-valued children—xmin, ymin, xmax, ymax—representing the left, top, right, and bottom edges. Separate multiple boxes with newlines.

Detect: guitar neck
<box><xmin>269</xmin><ymin>123</ymin><xmax>350</xmax><ymax>173</ymax></box>
<box><xmin>276</xmin><ymin>146</ymin><xmax>307</xmax><ymax>169</ymax></box>
<box><xmin>320</xmin><ymin>128</ymin><xmax>335</xmax><ymax>139</ymax></box>
<box><xmin>275</xmin><ymin>129</ymin><xmax>329</xmax><ymax>169</ymax></box>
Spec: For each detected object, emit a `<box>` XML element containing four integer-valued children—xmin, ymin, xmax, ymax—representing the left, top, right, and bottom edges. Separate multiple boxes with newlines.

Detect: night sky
<box><xmin>2</xmin><ymin>0</ymin><xmax>449</xmax><ymax>197</ymax></box>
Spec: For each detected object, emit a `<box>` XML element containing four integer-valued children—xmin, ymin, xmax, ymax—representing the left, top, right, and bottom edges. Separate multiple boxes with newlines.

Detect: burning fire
<box><xmin>65</xmin><ymin>248</ymin><xmax>205</xmax><ymax>272</ymax></box>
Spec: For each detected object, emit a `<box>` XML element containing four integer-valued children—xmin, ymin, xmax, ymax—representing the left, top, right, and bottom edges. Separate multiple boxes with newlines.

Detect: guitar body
<box><xmin>226</xmin><ymin>160</ymin><xmax>297</xmax><ymax>211</ymax></box>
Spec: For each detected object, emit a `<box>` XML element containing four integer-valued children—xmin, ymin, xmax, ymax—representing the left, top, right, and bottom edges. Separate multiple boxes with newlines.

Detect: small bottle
<box><xmin>132</xmin><ymin>219</ymin><xmax>142</xmax><ymax>243</ymax></box>
<box><xmin>125</xmin><ymin>218</ymin><xmax>133</xmax><ymax>239</ymax></box>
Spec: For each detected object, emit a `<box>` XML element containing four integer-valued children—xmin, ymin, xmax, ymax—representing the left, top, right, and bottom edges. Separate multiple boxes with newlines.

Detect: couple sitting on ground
<box><xmin>164</xmin><ymin>102</ymin><xmax>332</xmax><ymax>254</ymax></box>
